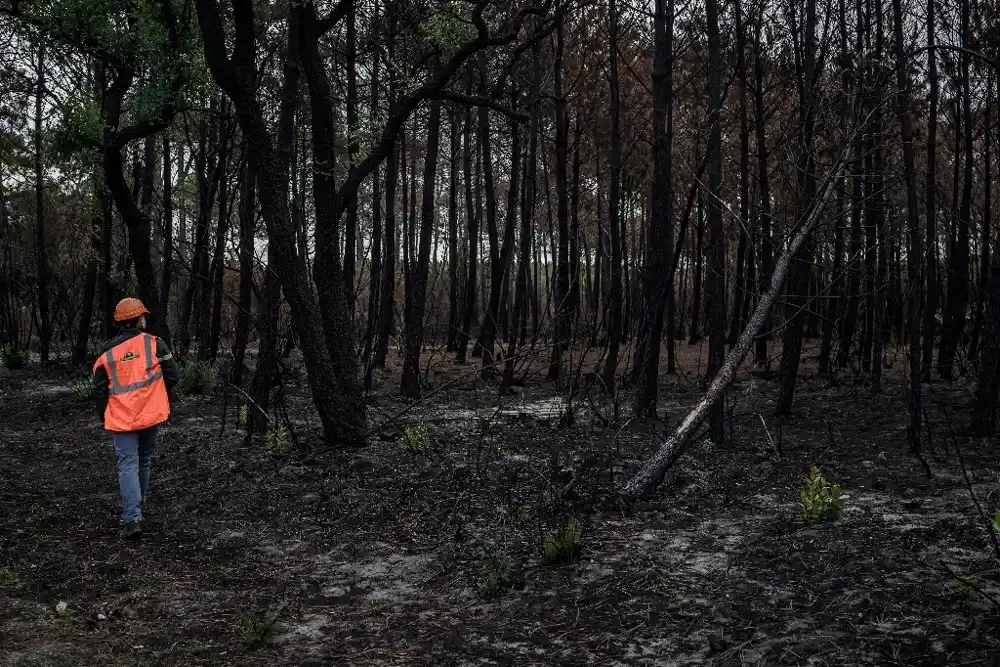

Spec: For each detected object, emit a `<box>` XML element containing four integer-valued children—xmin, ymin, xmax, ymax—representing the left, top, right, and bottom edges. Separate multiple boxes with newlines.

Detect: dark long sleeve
<box><xmin>156</xmin><ymin>337</ymin><xmax>180</xmax><ymax>391</ymax></box>
<box><xmin>92</xmin><ymin>363</ymin><xmax>109</xmax><ymax>421</ymax></box>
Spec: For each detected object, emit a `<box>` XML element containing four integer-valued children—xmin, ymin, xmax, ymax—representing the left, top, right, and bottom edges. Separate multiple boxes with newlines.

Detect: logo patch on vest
<box><xmin>120</xmin><ymin>351</ymin><xmax>141</xmax><ymax>362</ymax></box>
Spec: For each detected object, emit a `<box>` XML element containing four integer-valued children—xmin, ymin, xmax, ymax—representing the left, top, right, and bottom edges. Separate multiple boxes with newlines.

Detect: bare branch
<box><xmin>428</xmin><ymin>90</ymin><xmax>528</xmax><ymax>121</ymax></box>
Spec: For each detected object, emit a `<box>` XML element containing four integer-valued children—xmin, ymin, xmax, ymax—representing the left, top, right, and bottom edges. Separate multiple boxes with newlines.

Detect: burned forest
<box><xmin>2</xmin><ymin>0</ymin><xmax>1000</xmax><ymax>663</ymax></box>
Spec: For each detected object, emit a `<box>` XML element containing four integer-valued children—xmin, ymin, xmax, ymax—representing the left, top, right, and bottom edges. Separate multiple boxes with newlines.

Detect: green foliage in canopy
<box><xmin>418</xmin><ymin>0</ymin><xmax>478</xmax><ymax>59</ymax></box>
<box><xmin>9</xmin><ymin>0</ymin><xmax>215</xmax><ymax>153</ymax></box>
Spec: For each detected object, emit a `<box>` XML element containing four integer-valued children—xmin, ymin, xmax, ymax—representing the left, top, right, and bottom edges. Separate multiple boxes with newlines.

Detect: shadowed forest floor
<box><xmin>2</xmin><ymin>342</ymin><xmax>1000</xmax><ymax>666</ymax></box>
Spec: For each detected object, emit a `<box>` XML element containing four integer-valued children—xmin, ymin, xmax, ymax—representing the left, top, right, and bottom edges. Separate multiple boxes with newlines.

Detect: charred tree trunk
<box><xmin>689</xmin><ymin>193</ymin><xmax>704</xmax><ymax>345</ymax></box>
<box><xmin>209</xmin><ymin>103</ymin><xmax>234</xmax><ymax>360</ymax></box>
<box><xmin>973</xmin><ymin>248</ymin><xmax>1000</xmax><ymax>434</ymax></box>
<box><xmin>73</xmin><ymin>174</ymin><xmax>100</xmax><ymax>365</ymax></box>
<box><xmin>100</xmin><ymin>71</ymin><xmax>167</xmax><ymax>338</ymax></box>
<box><xmin>179</xmin><ymin>107</ymin><xmax>217</xmax><ymax>356</ymax></box>
<box><xmin>456</xmin><ymin>102</ymin><xmax>478</xmax><ymax>364</ymax></box>
<box><xmin>159</xmin><ymin>134</ymin><xmax>174</xmax><ymax>331</ymax></box>
<box><xmin>634</xmin><ymin>0</ymin><xmax>674</xmax><ymax>417</ymax></box>
<box><xmin>549</xmin><ymin>18</ymin><xmax>571</xmax><ymax>386</ymax></box>
<box><xmin>775</xmin><ymin>0</ymin><xmax>817</xmax><ymax>414</ymax></box>
<box><xmin>197</xmin><ymin>0</ymin><xmax>364</xmax><ymax>445</ymax></box>
<box><xmin>970</xmin><ymin>80</ymin><xmax>992</xmax><ymax>360</ymax></box>
<box><xmin>705</xmin><ymin>0</ymin><xmax>726</xmax><ymax>442</ymax></box>
<box><xmin>602</xmin><ymin>0</ymin><xmax>624</xmax><ymax>395</ymax></box>
<box><xmin>921</xmin><ymin>0</ymin><xmax>939</xmax><ymax>380</ymax></box>
<box><xmin>34</xmin><ymin>40</ymin><xmax>50</xmax><ymax>365</ymax></box>
<box><xmin>401</xmin><ymin>97</ymin><xmax>443</xmax><ymax>397</ymax></box>
<box><xmin>938</xmin><ymin>0</ymin><xmax>973</xmax><ymax>380</ymax></box>
<box><xmin>375</xmin><ymin>136</ymin><xmax>397</xmax><ymax>369</ymax></box>
<box><xmin>891</xmin><ymin>0</ymin><xmax>926</xmax><ymax>468</ymax></box>
<box><xmin>480</xmin><ymin>97</ymin><xmax>520</xmax><ymax>379</ymax></box>
<box><xmin>752</xmin><ymin>8</ymin><xmax>772</xmax><ymax>369</ymax></box>
<box><xmin>364</xmin><ymin>11</ymin><xmax>382</xmax><ymax>383</ymax></box>
<box><xmin>231</xmin><ymin>155</ymin><xmax>256</xmax><ymax>387</ymax></box>
<box><xmin>503</xmin><ymin>38</ymin><xmax>540</xmax><ymax>388</ymax></box>
<box><xmin>729</xmin><ymin>11</ymin><xmax>750</xmax><ymax>349</ymax></box>
<box><xmin>446</xmin><ymin>108</ymin><xmax>461</xmax><ymax>352</ymax></box>
<box><xmin>343</xmin><ymin>0</ymin><xmax>359</xmax><ymax>315</ymax></box>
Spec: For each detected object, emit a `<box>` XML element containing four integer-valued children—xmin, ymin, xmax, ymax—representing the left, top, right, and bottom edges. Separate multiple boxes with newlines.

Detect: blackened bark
<box><xmin>689</xmin><ymin>193</ymin><xmax>704</xmax><ymax>344</ymax></box>
<box><xmin>634</xmin><ymin>0</ymin><xmax>674</xmax><ymax>418</ymax></box>
<box><xmin>705</xmin><ymin>0</ymin><xmax>726</xmax><ymax>442</ymax></box>
<box><xmin>479</xmin><ymin>98</ymin><xmax>520</xmax><ymax>379</ymax></box>
<box><xmin>867</xmin><ymin>5</ymin><xmax>887</xmax><ymax>391</ymax></box>
<box><xmin>159</xmin><ymin>134</ymin><xmax>174</xmax><ymax>326</ymax></box>
<box><xmin>973</xmin><ymin>249</ymin><xmax>1000</xmax><ymax>434</ymax></box>
<box><xmin>503</xmin><ymin>38</ymin><xmax>540</xmax><ymax>388</ymax></box>
<box><xmin>364</xmin><ymin>8</ymin><xmax>382</xmax><ymax>381</ymax></box>
<box><xmin>73</xmin><ymin>172</ymin><xmax>100</xmax><ymax>365</ymax></box>
<box><xmin>249</xmin><ymin>258</ymin><xmax>281</xmax><ymax>436</ymax></box>
<box><xmin>922</xmin><ymin>0</ymin><xmax>939</xmax><ymax>380</ymax></box>
<box><xmin>456</xmin><ymin>103</ymin><xmax>478</xmax><ymax>363</ymax></box>
<box><xmin>549</xmin><ymin>18</ymin><xmax>570</xmax><ymax>386</ymax></box>
<box><xmin>401</xmin><ymin>98</ymin><xmax>443</xmax><ymax>397</ymax></box>
<box><xmin>891</xmin><ymin>0</ymin><xmax>926</xmax><ymax>466</ymax></box>
<box><xmin>232</xmin><ymin>155</ymin><xmax>256</xmax><ymax>387</ymax></box>
<box><xmin>344</xmin><ymin>0</ymin><xmax>359</xmax><ymax>314</ymax></box>
<box><xmin>602</xmin><ymin>0</ymin><xmax>623</xmax><ymax>395</ymax></box>
<box><xmin>297</xmin><ymin>6</ymin><xmax>365</xmax><ymax>418</ymax></box>
<box><xmin>819</xmin><ymin>183</ymin><xmax>846</xmax><ymax>374</ymax></box>
<box><xmin>34</xmin><ymin>40</ymin><xmax>50</xmax><ymax>365</ymax></box>
<box><xmin>179</xmin><ymin>107</ymin><xmax>217</xmax><ymax>357</ymax></box>
<box><xmin>569</xmin><ymin>115</ymin><xmax>582</xmax><ymax>331</ymax></box>
<box><xmin>775</xmin><ymin>0</ymin><xmax>817</xmax><ymax>414</ymax></box>
<box><xmin>375</xmin><ymin>139</ymin><xmax>398</xmax><ymax>368</ymax></box>
<box><xmin>196</xmin><ymin>0</ymin><xmax>364</xmax><ymax>445</ymax></box>
<box><xmin>447</xmin><ymin>109</ymin><xmax>461</xmax><ymax>352</ymax></box>
<box><xmin>938</xmin><ymin>0</ymin><xmax>973</xmax><ymax>380</ymax></box>
<box><xmin>970</xmin><ymin>82</ymin><xmax>992</xmax><ymax>360</ymax></box>
<box><xmin>209</xmin><ymin>103</ymin><xmax>234</xmax><ymax>360</ymax></box>
<box><xmin>101</xmin><ymin>76</ymin><xmax>167</xmax><ymax>338</ymax></box>
<box><xmin>729</xmin><ymin>9</ymin><xmax>751</xmax><ymax>350</ymax></box>
<box><xmin>752</xmin><ymin>9</ymin><xmax>772</xmax><ymax>369</ymax></box>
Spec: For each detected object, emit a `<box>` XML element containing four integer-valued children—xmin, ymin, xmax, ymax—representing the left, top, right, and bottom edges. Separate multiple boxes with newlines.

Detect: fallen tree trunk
<box><xmin>621</xmin><ymin>153</ymin><xmax>849</xmax><ymax>499</ymax></box>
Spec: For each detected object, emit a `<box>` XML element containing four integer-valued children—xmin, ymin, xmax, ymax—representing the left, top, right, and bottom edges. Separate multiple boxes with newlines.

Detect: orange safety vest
<box><xmin>93</xmin><ymin>333</ymin><xmax>171</xmax><ymax>432</ymax></box>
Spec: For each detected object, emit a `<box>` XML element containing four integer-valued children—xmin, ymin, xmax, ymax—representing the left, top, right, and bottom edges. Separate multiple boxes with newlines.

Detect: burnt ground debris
<box><xmin>1</xmin><ymin>344</ymin><xmax>999</xmax><ymax>666</ymax></box>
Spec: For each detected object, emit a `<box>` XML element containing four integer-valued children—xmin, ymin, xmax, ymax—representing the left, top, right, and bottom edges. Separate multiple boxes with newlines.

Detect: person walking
<box><xmin>92</xmin><ymin>298</ymin><xmax>180</xmax><ymax>539</ymax></box>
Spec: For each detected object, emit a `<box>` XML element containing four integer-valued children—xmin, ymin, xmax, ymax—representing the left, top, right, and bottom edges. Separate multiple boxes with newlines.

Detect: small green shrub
<box><xmin>178</xmin><ymin>360</ymin><xmax>218</xmax><ymax>395</ymax></box>
<box><xmin>475</xmin><ymin>409</ymin><xmax>494</xmax><ymax>435</ymax></box>
<box><xmin>0</xmin><ymin>388</ymin><xmax>8</xmax><ymax>408</ymax></box>
<box><xmin>399</xmin><ymin>423</ymin><xmax>432</xmax><ymax>454</ymax></box>
<box><xmin>479</xmin><ymin>549</ymin><xmax>515</xmax><ymax>598</ymax></box>
<box><xmin>950</xmin><ymin>577</ymin><xmax>976</xmax><ymax>604</ymax></box>
<box><xmin>0</xmin><ymin>566</ymin><xmax>19</xmax><ymax>589</ymax></box>
<box><xmin>263</xmin><ymin>424</ymin><xmax>294</xmax><ymax>457</ymax></box>
<box><xmin>236</xmin><ymin>405</ymin><xmax>249</xmax><ymax>428</ymax></box>
<box><xmin>71</xmin><ymin>377</ymin><xmax>95</xmax><ymax>402</ymax></box>
<box><xmin>800</xmin><ymin>465</ymin><xmax>847</xmax><ymax>524</ymax></box>
<box><xmin>216</xmin><ymin>566</ymin><xmax>235</xmax><ymax>585</ymax></box>
<box><xmin>0</xmin><ymin>345</ymin><xmax>28</xmax><ymax>370</ymax></box>
<box><xmin>541</xmin><ymin>518</ymin><xmax>583</xmax><ymax>566</ymax></box>
<box><xmin>242</xmin><ymin>602</ymin><xmax>287</xmax><ymax>649</ymax></box>
<box><xmin>754</xmin><ymin>439</ymin><xmax>777</xmax><ymax>461</ymax></box>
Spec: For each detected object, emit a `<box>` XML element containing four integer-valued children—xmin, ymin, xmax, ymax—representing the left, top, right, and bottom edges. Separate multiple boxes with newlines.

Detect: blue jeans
<box><xmin>112</xmin><ymin>427</ymin><xmax>158</xmax><ymax>523</ymax></box>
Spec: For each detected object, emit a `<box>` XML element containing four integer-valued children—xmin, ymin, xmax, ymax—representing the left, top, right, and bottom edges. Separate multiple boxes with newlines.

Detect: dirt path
<box><xmin>1</xmin><ymin>363</ymin><xmax>999</xmax><ymax>666</ymax></box>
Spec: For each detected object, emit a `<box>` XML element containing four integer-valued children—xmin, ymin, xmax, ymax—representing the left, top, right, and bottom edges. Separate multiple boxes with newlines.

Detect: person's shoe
<box><xmin>122</xmin><ymin>521</ymin><xmax>142</xmax><ymax>540</ymax></box>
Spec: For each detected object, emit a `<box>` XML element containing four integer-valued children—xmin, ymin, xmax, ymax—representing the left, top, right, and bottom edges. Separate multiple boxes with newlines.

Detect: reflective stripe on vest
<box><xmin>104</xmin><ymin>334</ymin><xmax>163</xmax><ymax>395</ymax></box>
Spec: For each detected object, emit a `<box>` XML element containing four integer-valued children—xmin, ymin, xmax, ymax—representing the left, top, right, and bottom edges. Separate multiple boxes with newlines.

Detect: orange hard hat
<box><xmin>114</xmin><ymin>297</ymin><xmax>149</xmax><ymax>322</ymax></box>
